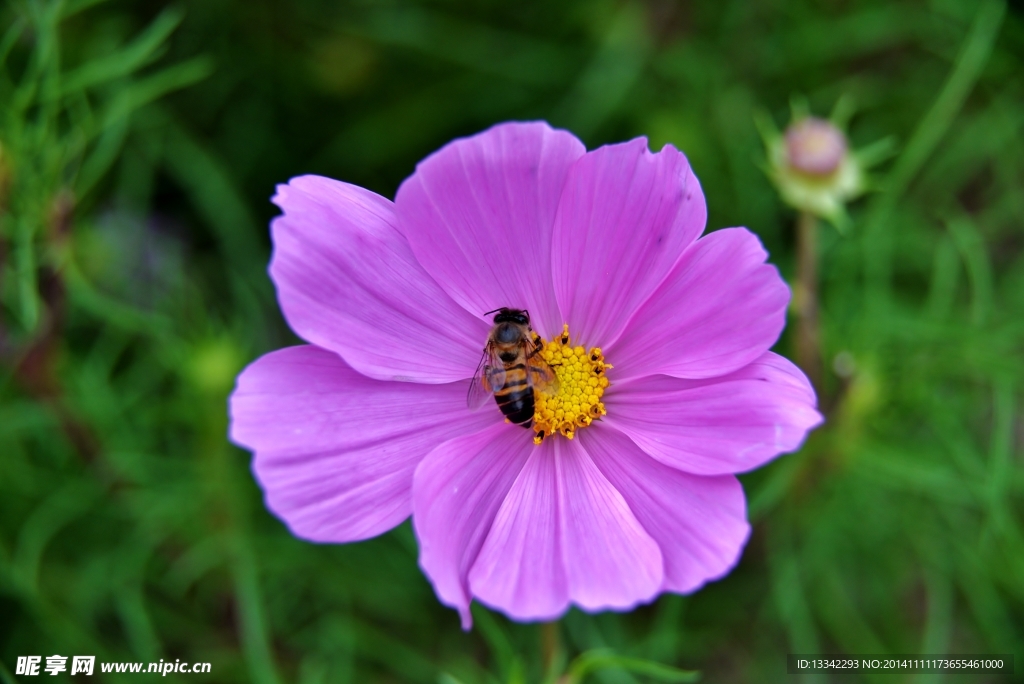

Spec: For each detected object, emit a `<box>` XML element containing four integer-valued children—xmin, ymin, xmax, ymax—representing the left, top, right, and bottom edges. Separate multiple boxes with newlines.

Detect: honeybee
<box><xmin>467</xmin><ymin>307</ymin><xmax>556</xmax><ymax>428</ymax></box>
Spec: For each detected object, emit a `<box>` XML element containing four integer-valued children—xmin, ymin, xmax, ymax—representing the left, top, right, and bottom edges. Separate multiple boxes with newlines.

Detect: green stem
<box><xmin>795</xmin><ymin>210</ymin><xmax>822</xmax><ymax>395</ymax></box>
<box><xmin>540</xmin><ymin>620</ymin><xmax>562</xmax><ymax>680</ymax></box>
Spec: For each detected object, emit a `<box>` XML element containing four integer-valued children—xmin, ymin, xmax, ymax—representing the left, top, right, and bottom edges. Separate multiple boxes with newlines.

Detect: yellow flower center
<box><xmin>532</xmin><ymin>324</ymin><xmax>611</xmax><ymax>444</ymax></box>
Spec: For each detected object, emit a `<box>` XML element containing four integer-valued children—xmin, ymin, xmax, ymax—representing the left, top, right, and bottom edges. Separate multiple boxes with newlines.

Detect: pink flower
<box><xmin>229</xmin><ymin>122</ymin><xmax>822</xmax><ymax>628</ymax></box>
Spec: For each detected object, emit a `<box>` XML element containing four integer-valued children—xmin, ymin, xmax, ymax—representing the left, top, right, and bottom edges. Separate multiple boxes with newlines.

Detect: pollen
<box><xmin>532</xmin><ymin>324</ymin><xmax>611</xmax><ymax>445</ymax></box>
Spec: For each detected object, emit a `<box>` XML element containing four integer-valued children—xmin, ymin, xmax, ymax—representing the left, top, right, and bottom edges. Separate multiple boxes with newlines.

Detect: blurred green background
<box><xmin>1</xmin><ymin>0</ymin><xmax>1022</xmax><ymax>682</ymax></box>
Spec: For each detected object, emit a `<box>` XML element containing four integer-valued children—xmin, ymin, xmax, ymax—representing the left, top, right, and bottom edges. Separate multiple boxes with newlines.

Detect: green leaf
<box><xmin>60</xmin><ymin>7</ymin><xmax>184</xmax><ymax>94</ymax></box>
<box><xmin>943</xmin><ymin>212</ymin><xmax>994</xmax><ymax>327</ymax></box>
<box><xmin>565</xmin><ymin>650</ymin><xmax>700</xmax><ymax>684</ymax></box>
<box><xmin>99</xmin><ymin>56</ymin><xmax>213</xmax><ymax>126</ymax></box>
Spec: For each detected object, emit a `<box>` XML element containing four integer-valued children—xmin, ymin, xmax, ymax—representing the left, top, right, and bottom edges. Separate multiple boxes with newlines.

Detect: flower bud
<box><xmin>757</xmin><ymin>105</ymin><xmax>890</xmax><ymax>232</ymax></box>
<box><xmin>784</xmin><ymin>117</ymin><xmax>847</xmax><ymax>176</ymax></box>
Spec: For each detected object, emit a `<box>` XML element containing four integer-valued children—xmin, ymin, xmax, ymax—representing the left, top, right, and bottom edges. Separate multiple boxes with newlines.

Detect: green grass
<box><xmin>1</xmin><ymin>0</ymin><xmax>1022</xmax><ymax>682</ymax></box>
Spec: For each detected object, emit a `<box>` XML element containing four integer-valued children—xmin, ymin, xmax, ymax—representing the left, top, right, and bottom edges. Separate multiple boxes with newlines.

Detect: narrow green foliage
<box><xmin>1</xmin><ymin>0</ymin><xmax>1021</xmax><ymax>682</ymax></box>
<box><xmin>564</xmin><ymin>650</ymin><xmax>700</xmax><ymax>684</ymax></box>
<box><xmin>60</xmin><ymin>7</ymin><xmax>183</xmax><ymax>94</ymax></box>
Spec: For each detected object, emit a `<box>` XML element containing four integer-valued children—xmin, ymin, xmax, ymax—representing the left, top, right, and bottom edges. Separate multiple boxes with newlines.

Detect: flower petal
<box><xmin>468</xmin><ymin>437</ymin><xmax>663</xmax><ymax>621</ymax></box>
<box><xmin>604</xmin><ymin>352</ymin><xmax>822</xmax><ymax>476</ymax></box>
<box><xmin>609</xmin><ymin>228</ymin><xmax>790</xmax><ymax>382</ymax></box>
<box><xmin>395</xmin><ymin>122</ymin><xmax>586</xmax><ymax>339</ymax></box>
<box><xmin>467</xmin><ymin>441</ymin><xmax>566</xmax><ymax>621</ymax></box>
<box><xmin>230</xmin><ymin>345</ymin><xmax>494</xmax><ymax>543</ymax></box>
<box><xmin>270</xmin><ymin>175</ymin><xmax>487</xmax><ymax>383</ymax></box>
<box><xmin>582</xmin><ymin>425</ymin><xmax>750</xmax><ymax>593</ymax></box>
<box><xmin>552</xmin><ymin>139</ymin><xmax>706</xmax><ymax>347</ymax></box>
<box><xmin>412</xmin><ymin>424</ymin><xmax>535</xmax><ymax>630</ymax></box>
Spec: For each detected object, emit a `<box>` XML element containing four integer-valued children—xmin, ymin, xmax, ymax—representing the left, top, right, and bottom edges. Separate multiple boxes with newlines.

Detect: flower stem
<box><xmin>795</xmin><ymin>210</ymin><xmax>822</xmax><ymax>394</ymax></box>
<box><xmin>541</xmin><ymin>620</ymin><xmax>561</xmax><ymax>679</ymax></box>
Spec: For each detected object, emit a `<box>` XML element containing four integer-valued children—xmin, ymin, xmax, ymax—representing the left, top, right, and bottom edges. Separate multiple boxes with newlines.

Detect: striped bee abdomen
<box><xmin>493</xmin><ymin>363</ymin><xmax>534</xmax><ymax>427</ymax></box>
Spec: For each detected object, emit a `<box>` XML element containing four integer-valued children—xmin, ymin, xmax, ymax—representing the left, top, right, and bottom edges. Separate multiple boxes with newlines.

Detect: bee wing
<box><xmin>467</xmin><ymin>348</ymin><xmax>506</xmax><ymax>410</ymax></box>
<box><xmin>523</xmin><ymin>332</ymin><xmax>557</xmax><ymax>395</ymax></box>
<box><xmin>528</xmin><ymin>361</ymin><xmax>557</xmax><ymax>395</ymax></box>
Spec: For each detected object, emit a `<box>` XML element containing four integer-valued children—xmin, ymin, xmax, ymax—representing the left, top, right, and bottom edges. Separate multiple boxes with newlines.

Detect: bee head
<box><xmin>487</xmin><ymin>307</ymin><xmax>530</xmax><ymax>326</ymax></box>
